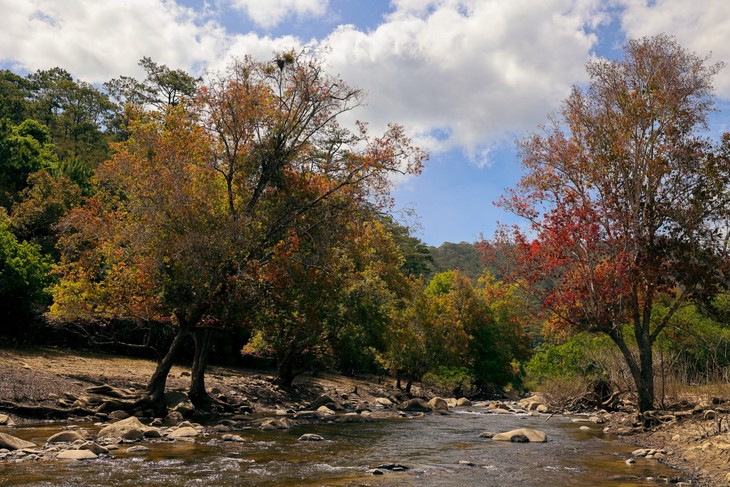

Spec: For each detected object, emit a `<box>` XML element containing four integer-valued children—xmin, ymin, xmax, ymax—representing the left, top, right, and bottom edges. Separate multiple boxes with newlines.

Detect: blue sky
<box><xmin>1</xmin><ymin>0</ymin><xmax>729</xmax><ymax>245</ymax></box>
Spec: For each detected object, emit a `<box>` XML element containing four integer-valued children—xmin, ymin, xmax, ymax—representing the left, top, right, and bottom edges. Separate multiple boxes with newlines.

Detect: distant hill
<box><xmin>430</xmin><ymin>241</ymin><xmax>485</xmax><ymax>281</ymax></box>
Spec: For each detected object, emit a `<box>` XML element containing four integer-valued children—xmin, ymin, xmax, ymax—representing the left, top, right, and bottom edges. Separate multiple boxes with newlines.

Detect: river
<box><xmin>0</xmin><ymin>408</ymin><xmax>685</xmax><ymax>486</ymax></box>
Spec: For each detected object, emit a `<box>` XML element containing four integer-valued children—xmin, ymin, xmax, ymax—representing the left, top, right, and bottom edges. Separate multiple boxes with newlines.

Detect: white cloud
<box><xmin>617</xmin><ymin>0</ymin><xmax>730</xmax><ymax>97</ymax></box>
<box><xmin>0</xmin><ymin>0</ymin><xmax>229</xmax><ymax>82</ymax></box>
<box><xmin>322</xmin><ymin>0</ymin><xmax>602</xmax><ymax>156</ymax></box>
<box><xmin>229</xmin><ymin>0</ymin><xmax>329</xmax><ymax>29</ymax></box>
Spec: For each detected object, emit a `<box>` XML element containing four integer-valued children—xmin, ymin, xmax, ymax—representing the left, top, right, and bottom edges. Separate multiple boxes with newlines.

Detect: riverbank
<box><xmin>0</xmin><ymin>346</ymin><xmax>724</xmax><ymax>485</ymax></box>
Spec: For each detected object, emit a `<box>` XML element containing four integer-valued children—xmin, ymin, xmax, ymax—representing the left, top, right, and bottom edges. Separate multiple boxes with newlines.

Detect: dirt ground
<box><xmin>0</xmin><ymin>345</ymin><xmax>404</xmax><ymax>418</ymax></box>
<box><xmin>1</xmin><ymin>346</ymin><xmax>729</xmax><ymax>485</ymax></box>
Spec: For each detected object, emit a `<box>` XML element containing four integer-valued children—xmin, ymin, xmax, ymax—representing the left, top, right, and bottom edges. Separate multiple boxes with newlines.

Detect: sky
<box><xmin>1</xmin><ymin>0</ymin><xmax>730</xmax><ymax>246</ymax></box>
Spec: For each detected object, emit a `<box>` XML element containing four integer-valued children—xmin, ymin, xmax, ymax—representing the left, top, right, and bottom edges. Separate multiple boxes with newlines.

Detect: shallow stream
<box><xmin>0</xmin><ymin>409</ymin><xmax>684</xmax><ymax>486</ymax></box>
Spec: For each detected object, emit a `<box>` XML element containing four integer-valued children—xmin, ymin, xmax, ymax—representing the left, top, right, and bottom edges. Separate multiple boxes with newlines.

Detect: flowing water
<box><xmin>0</xmin><ymin>409</ymin><xmax>685</xmax><ymax>486</ymax></box>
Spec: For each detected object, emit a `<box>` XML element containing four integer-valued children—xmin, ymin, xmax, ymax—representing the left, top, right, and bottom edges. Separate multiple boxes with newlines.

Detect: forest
<box><xmin>1</xmin><ymin>35</ymin><xmax>730</xmax><ymax>418</ymax></box>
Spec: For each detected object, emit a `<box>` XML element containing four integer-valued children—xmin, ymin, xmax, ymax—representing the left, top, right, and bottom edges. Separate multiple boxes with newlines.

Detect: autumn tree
<box><xmin>481</xmin><ymin>35</ymin><xmax>730</xmax><ymax>412</ymax></box>
<box><xmin>245</xmin><ymin>212</ymin><xmax>415</xmax><ymax>386</ymax></box>
<box><xmin>51</xmin><ymin>51</ymin><xmax>424</xmax><ymax>413</ymax></box>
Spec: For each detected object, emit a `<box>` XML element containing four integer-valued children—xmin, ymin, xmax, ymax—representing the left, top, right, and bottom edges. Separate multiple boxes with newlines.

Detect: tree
<box><xmin>0</xmin><ymin>210</ymin><xmax>53</xmax><ymax>335</ymax></box>
<box><xmin>27</xmin><ymin>68</ymin><xmax>115</xmax><ymax>169</ymax></box>
<box><xmin>0</xmin><ymin>118</ymin><xmax>57</xmax><ymax>208</ymax></box>
<box><xmin>105</xmin><ymin>57</ymin><xmax>201</xmax><ymax>110</ymax></box>
<box><xmin>51</xmin><ymin>51</ymin><xmax>425</xmax><ymax>413</ymax></box>
<box><xmin>481</xmin><ymin>35</ymin><xmax>730</xmax><ymax>412</ymax></box>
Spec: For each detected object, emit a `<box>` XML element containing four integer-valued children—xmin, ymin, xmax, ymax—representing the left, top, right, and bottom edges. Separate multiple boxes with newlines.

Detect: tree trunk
<box><xmin>607</xmin><ymin>327</ymin><xmax>654</xmax><ymax>413</ymax></box>
<box><xmin>189</xmin><ymin>327</ymin><xmax>216</xmax><ymax>409</ymax></box>
<box><xmin>636</xmin><ymin>331</ymin><xmax>655</xmax><ymax>413</ymax></box>
<box><xmin>144</xmin><ymin>317</ymin><xmax>193</xmax><ymax>416</ymax></box>
<box><xmin>276</xmin><ymin>349</ymin><xmax>297</xmax><ymax>388</ymax></box>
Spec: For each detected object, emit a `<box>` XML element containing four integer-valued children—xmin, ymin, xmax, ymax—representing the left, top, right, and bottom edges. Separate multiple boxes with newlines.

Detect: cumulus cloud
<box><xmin>0</xmin><ymin>0</ymin><xmax>229</xmax><ymax>82</ymax></box>
<box><xmin>616</xmin><ymin>0</ymin><xmax>730</xmax><ymax>97</ymax></box>
<box><xmin>322</xmin><ymin>0</ymin><xmax>602</xmax><ymax>158</ymax></box>
<box><xmin>229</xmin><ymin>0</ymin><xmax>329</xmax><ymax>29</ymax></box>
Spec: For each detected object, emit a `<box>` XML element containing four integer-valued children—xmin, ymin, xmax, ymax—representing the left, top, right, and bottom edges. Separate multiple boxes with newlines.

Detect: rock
<box><xmin>97</xmin><ymin>416</ymin><xmax>157</xmax><ymax>440</ymax></box>
<box><xmin>492</xmin><ymin>428</ymin><xmax>547</xmax><ymax>443</ymax></box>
<box><xmin>143</xmin><ymin>428</ymin><xmax>163</xmax><ymax>438</ymax></box>
<box><xmin>108</xmin><ymin>410</ymin><xmax>130</xmax><ymax>421</ymax></box>
<box><xmin>579</xmin><ymin>426</ymin><xmax>591</xmax><ymax>431</ymax></box>
<box><xmin>510</xmin><ymin>434</ymin><xmax>530</xmax><ymax>443</ymax></box>
<box><xmin>458</xmin><ymin>460</ymin><xmax>476</xmax><ymax>466</ymax></box>
<box><xmin>625</xmin><ymin>458</ymin><xmax>636</xmax><ymax>464</ymax></box>
<box><xmin>121</xmin><ymin>428</ymin><xmax>144</xmax><ymax>441</ymax></box>
<box><xmin>47</xmin><ymin>431</ymin><xmax>84</xmax><ymax>444</ymax></box>
<box><xmin>168</xmin><ymin>426</ymin><xmax>199</xmax><ymax>439</ymax></box>
<box><xmin>316</xmin><ymin>406</ymin><xmax>336</xmax><ymax>417</ymax></box>
<box><xmin>309</xmin><ymin>395</ymin><xmax>340</xmax><ymax>410</ymax></box>
<box><xmin>78</xmin><ymin>442</ymin><xmax>109</xmax><ymax>455</ymax></box>
<box><xmin>222</xmin><ymin>434</ymin><xmax>245</xmax><ymax>443</ymax></box>
<box><xmin>213</xmin><ymin>424</ymin><xmax>231</xmax><ymax>432</ymax></box>
<box><xmin>166</xmin><ymin>391</ymin><xmax>195</xmax><ymax>417</ymax></box>
<box><xmin>369</xmin><ymin>469</ymin><xmax>384</xmax><ymax>475</ymax></box>
<box><xmin>298</xmin><ymin>433</ymin><xmax>325</xmax><ymax>442</ymax></box>
<box><xmin>0</xmin><ymin>414</ymin><xmax>13</xmax><ymax>426</ymax></box>
<box><xmin>0</xmin><ymin>432</ymin><xmax>36</xmax><ymax>450</ymax></box>
<box><xmin>374</xmin><ymin>397</ymin><xmax>393</xmax><ymax>406</ymax></box>
<box><xmin>479</xmin><ymin>431</ymin><xmax>496</xmax><ymax>439</ymax></box>
<box><xmin>398</xmin><ymin>398</ymin><xmax>431</xmax><ymax>412</ymax></box>
<box><xmin>428</xmin><ymin>397</ymin><xmax>449</xmax><ymax>411</ymax></box>
<box><xmin>125</xmin><ymin>445</ymin><xmax>150</xmax><ymax>453</ymax></box>
<box><xmin>456</xmin><ymin>397</ymin><xmax>472</xmax><ymax>407</ymax></box>
<box><xmin>163</xmin><ymin>411</ymin><xmax>184</xmax><ymax>425</ymax></box>
<box><xmin>57</xmin><ymin>449</ymin><xmax>98</xmax><ymax>460</ymax></box>
<box><xmin>259</xmin><ymin>418</ymin><xmax>294</xmax><ymax>430</ymax></box>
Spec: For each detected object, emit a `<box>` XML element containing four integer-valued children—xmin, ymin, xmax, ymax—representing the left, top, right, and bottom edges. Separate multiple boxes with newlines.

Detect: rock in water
<box><xmin>298</xmin><ymin>434</ymin><xmax>325</xmax><ymax>442</ymax></box>
<box><xmin>492</xmin><ymin>428</ymin><xmax>547</xmax><ymax>443</ymax></box>
<box><xmin>0</xmin><ymin>432</ymin><xmax>36</xmax><ymax>450</ymax></box>
<box><xmin>56</xmin><ymin>449</ymin><xmax>98</xmax><ymax>460</ymax></box>
<box><xmin>47</xmin><ymin>431</ymin><xmax>85</xmax><ymax>444</ymax></box>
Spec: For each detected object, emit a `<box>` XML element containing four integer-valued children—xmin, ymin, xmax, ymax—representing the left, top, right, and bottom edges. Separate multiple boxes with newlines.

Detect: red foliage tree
<box><xmin>480</xmin><ymin>35</ymin><xmax>730</xmax><ymax>412</ymax></box>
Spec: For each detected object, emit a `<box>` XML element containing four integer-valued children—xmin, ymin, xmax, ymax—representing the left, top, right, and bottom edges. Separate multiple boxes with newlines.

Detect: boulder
<box><xmin>168</xmin><ymin>426</ymin><xmax>199</xmax><ymax>439</ymax></box>
<box><xmin>0</xmin><ymin>414</ymin><xmax>13</xmax><ymax>426</ymax></box>
<box><xmin>108</xmin><ymin>410</ymin><xmax>130</xmax><ymax>421</ymax></box>
<box><xmin>78</xmin><ymin>441</ymin><xmax>109</xmax><ymax>455</ymax></box>
<box><xmin>479</xmin><ymin>431</ymin><xmax>496</xmax><ymax>439</ymax></box>
<box><xmin>374</xmin><ymin>397</ymin><xmax>393</xmax><ymax>407</ymax></box>
<box><xmin>316</xmin><ymin>406</ymin><xmax>336</xmax><ymax>417</ymax></box>
<box><xmin>47</xmin><ymin>431</ymin><xmax>84</xmax><ymax>444</ymax></box>
<box><xmin>0</xmin><ymin>432</ymin><xmax>36</xmax><ymax>450</ymax></box>
<box><xmin>398</xmin><ymin>398</ymin><xmax>431</xmax><ymax>412</ymax></box>
<box><xmin>97</xmin><ymin>416</ymin><xmax>157</xmax><ymax>440</ymax></box>
<box><xmin>125</xmin><ymin>445</ymin><xmax>150</xmax><ymax>453</ymax></box>
<box><xmin>492</xmin><ymin>428</ymin><xmax>547</xmax><ymax>443</ymax></box>
<box><xmin>456</xmin><ymin>398</ymin><xmax>472</xmax><ymax>407</ymax></box>
<box><xmin>309</xmin><ymin>395</ymin><xmax>341</xmax><ymax>411</ymax></box>
<box><xmin>298</xmin><ymin>433</ymin><xmax>325</xmax><ymax>442</ymax></box>
<box><xmin>428</xmin><ymin>397</ymin><xmax>449</xmax><ymax>411</ymax></box>
<box><xmin>57</xmin><ymin>449</ymin><xmax>98</xmax><ymax>460</ymax></box>
<box><xmin>166</xmin><ymin>391</ymin><xmax>195</xmax><ymax>417</ymax></box>
<box><xmin>259</xmin><ymin>418</ymin><xmax>294</xmax><ymax>430</ymax></box>
<box><xmin>163</xmin><ymin>411</ymin><xmax>184</xmax><ymax>425</ymax></box>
